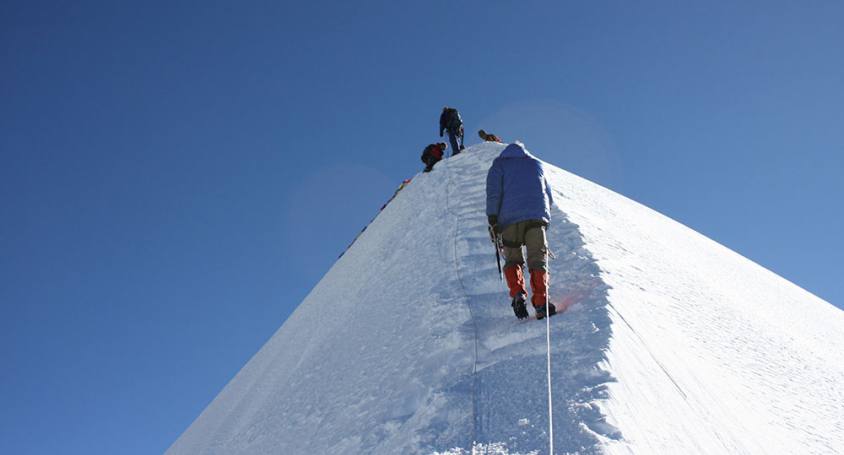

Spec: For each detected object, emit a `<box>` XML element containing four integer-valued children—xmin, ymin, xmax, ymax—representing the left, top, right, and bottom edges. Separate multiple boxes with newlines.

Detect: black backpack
<box><xmin>445</xmin><ymin>108</ymin><xmax>462</xmax><ymax>130</ymax></box>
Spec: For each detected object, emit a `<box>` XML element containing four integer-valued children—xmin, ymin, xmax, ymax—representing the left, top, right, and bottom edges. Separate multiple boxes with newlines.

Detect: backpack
<box><xmin>445</xmin><ymin>108</ymin><xmax>462</xmax><ymax>130</ymax></box>
<box><xmin>421</xmin><ymin>143</ymin><xmax>444</xmax><ymax>162</ymax></box>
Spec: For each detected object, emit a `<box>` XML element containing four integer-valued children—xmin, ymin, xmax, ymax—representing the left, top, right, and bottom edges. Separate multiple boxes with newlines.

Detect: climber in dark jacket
<box><xmin>420</xmin><ymin>142</ymin><xmax>447</xmax><ymax>172</ymax></box>
<box><xmin>486</xmin><ymin>142</ymin><xmax>556</xmax><ymax>320</ymax></box>
<box><xmin>439</xmin><ymin>107</ymin><xmax>464</xmax><ymax>156</ymax></box>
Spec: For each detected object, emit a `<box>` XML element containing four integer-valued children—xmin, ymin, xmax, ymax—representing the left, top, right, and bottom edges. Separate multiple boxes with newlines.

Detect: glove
<box><xmin>487</xmin><ymin>215</ymin><xmax>499</xmax><ymax>233</ymax></box>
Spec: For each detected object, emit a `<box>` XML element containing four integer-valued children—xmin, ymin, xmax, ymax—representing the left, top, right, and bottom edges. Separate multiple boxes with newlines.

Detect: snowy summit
<box><xmin>168</xmin><ymin>142</ymin><xmax>844</xmax><ymax>454</ymax></box>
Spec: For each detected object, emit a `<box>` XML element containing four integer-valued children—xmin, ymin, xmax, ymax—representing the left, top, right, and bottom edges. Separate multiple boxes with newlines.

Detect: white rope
<box><xmin>545</xmin><ymin>262</ymin><xmax>555</xmax><ymax>454</ymax></box>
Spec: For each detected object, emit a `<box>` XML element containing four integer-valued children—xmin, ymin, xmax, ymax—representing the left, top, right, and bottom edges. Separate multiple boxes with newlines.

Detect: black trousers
<box><xmin>447</xmin><ymin>129</ymin><xmax>464</xmax><ymax>156</ymax></box>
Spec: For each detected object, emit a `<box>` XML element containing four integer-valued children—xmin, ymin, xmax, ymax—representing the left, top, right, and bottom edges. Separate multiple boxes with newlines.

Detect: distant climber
<box><xmin>486</xmin><ymin>142</ymin><xmax>556</xmax><ymax>320</ymax></box>
<box><xmin>380</xmin><ymin>178</ymin><xmax>412</xmax><ymax>210</ymax></box>
<box><xmin>421</xmin><ymin>142</ymin><xmax>447</xmax><ymax>173</ymax></box>
<box><xmin>341</xmin><ymin>178</ymin><xmax>413</xmax><ymax>258</ymax></box>
<box><xmin>439</xmin><ymin>106</ymin><xmax>464</xmax><ymax>156</ymax></box>
<box><xmin>478</xmin><ymin>129</ymin><xmax>502</xmax><ymax>142</ymax></box>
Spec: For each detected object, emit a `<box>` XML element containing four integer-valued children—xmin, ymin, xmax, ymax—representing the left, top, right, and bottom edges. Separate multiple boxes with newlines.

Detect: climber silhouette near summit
<box><xmin>478</xmin><ymin>129</ymin><xmax>502</xmax><ymax>142</ymax></box>
<box><xmin>420</xmin><ymin>142</ymin><xmax>447</xmax><ymax>173</ymax></box>
<box><xmin>439</xmin><ymin>106</ymin><xmax>464</xmax><ymax>156</ymax></box>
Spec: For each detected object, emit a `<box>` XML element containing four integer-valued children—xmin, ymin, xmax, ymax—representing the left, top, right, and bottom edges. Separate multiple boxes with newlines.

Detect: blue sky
<box><xmin>2</xmin><ymin>1</ymin><xmax>842</xmax><ymax>453</ymax></box>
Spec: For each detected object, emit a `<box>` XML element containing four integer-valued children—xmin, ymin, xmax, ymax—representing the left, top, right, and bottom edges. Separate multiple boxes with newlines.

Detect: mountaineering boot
<box><xmin>511</xmin><ymin>292</ymin><xmax>529</xmax><ymax>320</ymax></box>
<box><xmin>529</xmin><ymin>269</ymin><xmax>556</xmax><ymax>320</ymax></box>
<box><xmin>535</xmin><ymin>301</ymin><xmax>557</xmax><ymax>320</ymax></box>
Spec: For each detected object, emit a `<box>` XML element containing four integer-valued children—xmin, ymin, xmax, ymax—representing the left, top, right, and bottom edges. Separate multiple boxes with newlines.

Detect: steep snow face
<box><xmin>546</xmin><ymin>162</ymin><xmax>844</xmax><ymax>454</ymax></box>
<box><xmin>168</xmin><ymin>143</ymin><xmax>844</xmax><ymax>455</ymax></box>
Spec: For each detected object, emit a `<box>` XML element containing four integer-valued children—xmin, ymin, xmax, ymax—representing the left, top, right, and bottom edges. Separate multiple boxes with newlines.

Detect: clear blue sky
<box><xmin>2</xmin><ymin>1</ymin><xmax>842</xmax><ymax>453</ymax></box>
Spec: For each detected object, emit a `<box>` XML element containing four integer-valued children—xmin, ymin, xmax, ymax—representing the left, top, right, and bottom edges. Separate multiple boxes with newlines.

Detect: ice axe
<box><xmin>489</xmin><ymin>225</ymin><xmax>503</xmax><ymax>281</ymax></box>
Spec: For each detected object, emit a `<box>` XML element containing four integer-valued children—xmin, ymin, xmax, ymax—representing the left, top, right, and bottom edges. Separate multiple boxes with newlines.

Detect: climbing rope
<box><xmin>545</xmin><ymin>268</ymin><xmax>555</xmax><ymax>454</ymax></box>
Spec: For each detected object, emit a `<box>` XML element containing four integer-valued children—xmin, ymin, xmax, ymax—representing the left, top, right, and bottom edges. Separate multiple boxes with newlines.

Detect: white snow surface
<box><xmin>168</xmin><ymin>143</ymin><xmax>844</xmax><ymax>454</ymax></box>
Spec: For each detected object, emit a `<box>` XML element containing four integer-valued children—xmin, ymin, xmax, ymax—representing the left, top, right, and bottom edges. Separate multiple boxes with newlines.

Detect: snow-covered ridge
<box><xmin>168</xmin><ymin>143</ymin><xmax>844</xmax><ymax>454</ymax></box>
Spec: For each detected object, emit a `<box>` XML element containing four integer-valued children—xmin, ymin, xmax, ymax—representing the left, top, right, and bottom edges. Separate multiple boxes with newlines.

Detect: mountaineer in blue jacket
<box><xmin>486</xmin><ymin>142</ymin><xmax>556</xmax><ymax>320</ymax></box>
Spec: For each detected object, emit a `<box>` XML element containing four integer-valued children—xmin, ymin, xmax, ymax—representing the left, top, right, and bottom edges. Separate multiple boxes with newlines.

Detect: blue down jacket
<box><xmin>486</xmin><ymin>143</ymin><xmax>554</xmax><ymax>230</ymax></box>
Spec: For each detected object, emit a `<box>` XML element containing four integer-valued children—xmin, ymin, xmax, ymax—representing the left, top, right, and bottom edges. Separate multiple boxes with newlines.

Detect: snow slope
<box><xmin>168</xmin><ymin>143</ymin><xmax>844</xmax><ymax>454</ymax></box>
